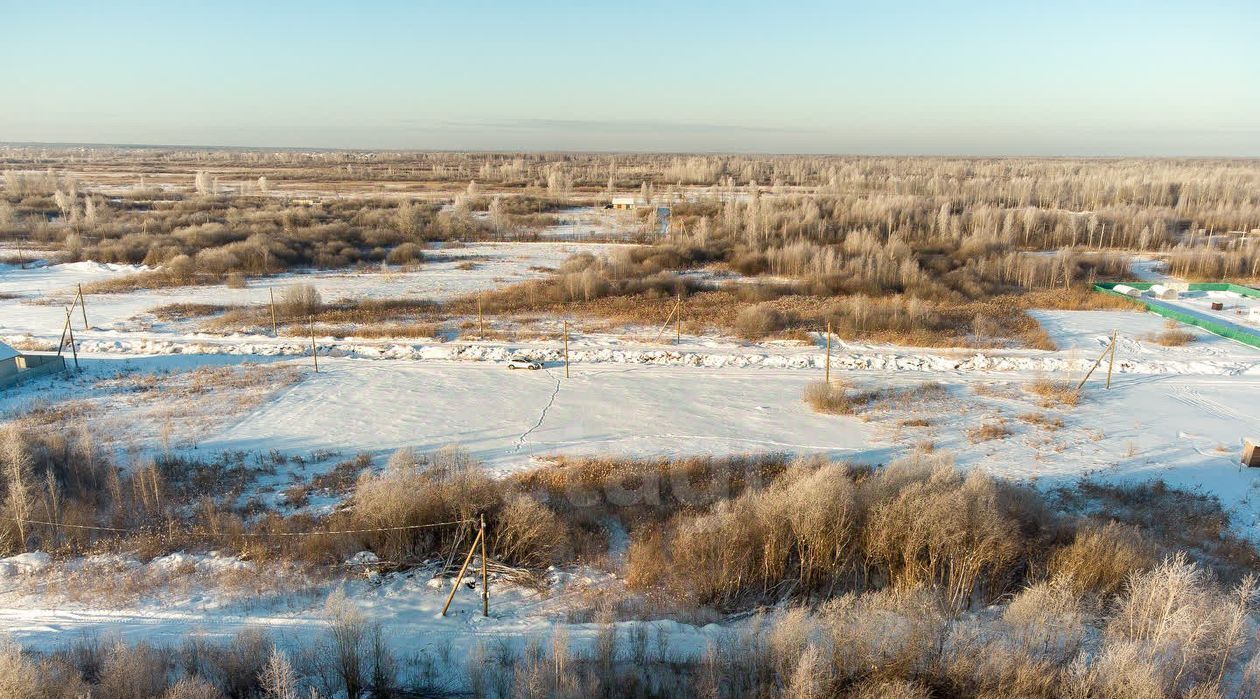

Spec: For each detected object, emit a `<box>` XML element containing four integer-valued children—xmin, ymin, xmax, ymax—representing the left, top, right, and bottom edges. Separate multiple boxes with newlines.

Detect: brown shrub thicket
<box><xmin>13</xmin><ymin>152</ymin><xmax>1258</xmax><ymax>347</ymax></box>
<box><xmin>3</xmin><ymin>412</ymin><xmax>1260</xmax><ymax>696</ymax></box>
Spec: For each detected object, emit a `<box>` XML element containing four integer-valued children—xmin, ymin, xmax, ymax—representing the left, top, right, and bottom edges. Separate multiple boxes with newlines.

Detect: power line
<box><xmin>18</xmin><ymin>518</ymin><xmax>475</xmax><ymax>538</ymax></box>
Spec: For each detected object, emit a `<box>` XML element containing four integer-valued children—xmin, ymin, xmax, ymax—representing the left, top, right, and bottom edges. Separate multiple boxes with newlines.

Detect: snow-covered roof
<box><xmin>0</xmin><ymin>342</ymin><xmax>17</xmax><ymax>362</ymax></box>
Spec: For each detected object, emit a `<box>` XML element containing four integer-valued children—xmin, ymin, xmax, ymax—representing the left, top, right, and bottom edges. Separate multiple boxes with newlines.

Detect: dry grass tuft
<box><xmin>1147</xmin><ymin>322</ymin><xmax>1197</xmax><ymax>346</ymax></box>
<box><xmin>1026</xmin><ymin>378</ymin><xmax>1081</xmax><ymax>407</ymax></box>
<box><xmin>1019</xmin><ymin>412</ymin><xmax>1065</xmax><ymax>430</ymax></box>
<box><xmin>967</xmin><ymin>420</ymin><xmax>1012</xmax><ymax>442</ymax></box>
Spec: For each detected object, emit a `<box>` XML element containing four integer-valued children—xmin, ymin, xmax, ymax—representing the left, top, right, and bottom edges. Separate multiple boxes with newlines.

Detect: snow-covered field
<box><xmin>0</xmin><ymin>242</ymin><xmax>622</xmax><ymax>342</ymax></box>
<box><xmin>4</xmin><ymin>250</ymin><xmax>1260</xmax><ymax>683</ymax></box>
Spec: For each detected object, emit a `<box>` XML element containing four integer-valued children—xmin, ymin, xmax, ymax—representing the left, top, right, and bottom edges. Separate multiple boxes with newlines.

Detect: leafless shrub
<box><xmin>278</xmin><ymin>284</ymin><xmax>322</xmax><ymax>317</ymax></box>
<box><xmin>161</xmin><ymin>676</ymin><xmax>222</xmax><ymax>699</ymax></box>
<box><xmin>0</xmin><ymin>638</ymin><xmax>41</xmax><ymax>699</ymax></box>
<box><xmin>198</xmin><ymin>627</ymin><xmax>269</xmax><ymax>696</ymax></box>
<box><xmin>803</xmin><ymin>380</ymin><xmax>853</xmax><ymax>414</ymax></box>
<box><xmin>1103</xmin><ymin>555</ymin><xmax>1256</xmax><ymax>694</ymax></box>
<box><xmin>385</xmin><ymin>242</ymin><xmax>424</xmax><ymax>265</ymax></box>
<box><xmin>733</xmin><ymin>303</ymin><xmax>787</xmax><ymax>339</ymax></box>
<box><xmin>257</xmin><ymin>647</ymin><xmax>299</xmax><ymax>699</ymax></box>
<box><xmin>96</xmin><ymin>640</ymin><xmax>170</xmax><ymax>699</ymax></box>
<box><xmin>863</xmin><ymin>467</ymin><xmax>1026</xmax><ymax>611</ymax></box>
<box><xmin>1048</xmin><ymin>522</ymin><xmax>1157</xmax><ymax>597</ymax></box>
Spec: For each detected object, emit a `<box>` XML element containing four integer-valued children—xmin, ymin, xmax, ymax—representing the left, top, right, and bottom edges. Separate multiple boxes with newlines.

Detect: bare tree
<box><xmin>1</xmin><ymin>426</ymin><xmax>33</xmax><ymax>553</ymax></box>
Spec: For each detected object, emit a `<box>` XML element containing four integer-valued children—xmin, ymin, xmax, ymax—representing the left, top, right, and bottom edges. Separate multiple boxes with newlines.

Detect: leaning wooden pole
<box><xmin>77</xmin><ymin>284</ymin><xmax>89</xmax><ymax>330</ymax></box>
<box><xmin>308</xmin><ymin>315</ymin><xmax>319</xmax><ymax>373</ymax></box>
<box><xmin>441</xmin><ymin>526</ymin><xmax>484</xmax><ymax>617</ymax></box>
<box><xmin>64</xmin><ymin>308</ymin><xmax>79</xmax><ymax>371</ymax></box>
<box><xmin>480</xmin><ymin>515</ymin><xmax>489</xmax><ymax>617</ymax></box>
<box><xmin>1075</xmin><ymin>334</ymin><xmax>1116</xmax><ymax>393</ymax></box>
<box><xmin>57</xmin><ymin>308</ymin><xmax>71</xmax><ymax>357</ymax></box>
<box><xmin>675</xmin><ymin>296</ymin><xmax>682</xmax><ymax>345</ymax></box>
<box><xmin>478</xmin><ymin>296</ymin><xmax>484</xmax><ymax>341</ymax></box>
<box><xmin>269</xmin><ymin>288</ymin><xmax>278</xmax><ymax>337</ymax></box>
<box><xmin>653</xmin><ymin>302</ymin><xmax>678</xmax><ymax>344</ymax></box>
<box><xmin>1105</xmin><ymin>330</ymin><xmax>1118</xmax><ymax>389</ymax></box>
<box><xmin>563</xmin><ymin>320</ymin><xmax>570</xmax><ymax>379</ymax></box>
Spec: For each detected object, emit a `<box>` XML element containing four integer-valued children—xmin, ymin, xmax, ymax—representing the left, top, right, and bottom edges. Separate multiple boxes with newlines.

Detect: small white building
<box><xmin>611</xmin><ymin>196</ymin><xmax>645</xmax><ymax>210</ymax></box>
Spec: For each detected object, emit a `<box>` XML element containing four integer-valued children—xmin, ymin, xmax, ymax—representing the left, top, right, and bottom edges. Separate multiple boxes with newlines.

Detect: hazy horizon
<box><xmin>3</xmin><ymin>0</ymin><xmax>1258</xmax><ymax>156</ymax></box>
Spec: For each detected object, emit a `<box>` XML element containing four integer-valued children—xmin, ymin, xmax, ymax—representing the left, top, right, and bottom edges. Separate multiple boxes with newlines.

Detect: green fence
<box><xmin>1093</xmin><ymin>282</ymin><xmax>1260</xmax><ymax>349</ymax></box>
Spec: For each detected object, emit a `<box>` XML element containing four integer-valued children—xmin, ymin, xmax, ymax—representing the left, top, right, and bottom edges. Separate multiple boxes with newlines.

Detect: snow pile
<box><xmin>148</xmin><ymin>552</ymin><xmax>253</xmax><ymax>575</ymax></box>
<box><xmin>0</xmin><ymin>552</ymin><xmax>51</xmax><ymax>577</ymax></box>
<box><xmin>62</xmin><ymin>337</ymin><xmax>1260</xmax><ymax>376</ymax></box>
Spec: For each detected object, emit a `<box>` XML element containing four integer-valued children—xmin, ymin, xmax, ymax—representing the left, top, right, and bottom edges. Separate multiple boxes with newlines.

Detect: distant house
<box><xmin>0</xmin><ymin>341</ymin><xmax>67</xmax><ymax>390</ymax></box>
<box><xmin>611</xmin><ymin>196</ymin><xmax>643</xmax><ymax>210</ymax></box>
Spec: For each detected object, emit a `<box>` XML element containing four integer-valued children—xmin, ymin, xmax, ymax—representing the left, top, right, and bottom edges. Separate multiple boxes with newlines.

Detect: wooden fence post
<box><xmin>308</xmin><ymin>315</ymin><xmax>319</xmax><ymax>373</ymax></box>
<box><xmin>478</xmin><ymin>296</ymin><xmax>484</xmax><ymax>341</ymax></box>
<box><xmin>77</xmin><ymin>284</ymin><xmax>89</xmax><ymax>330</ymax></box>
<box><xmin>563</xmin><ymin>320</ymin><xmax>570</xmax><ymax>379</ymax></box>
<box><xmin>480</xmin><ymin>515</ymin><xmax>489</xmax><ymax>617</ymax></box>
<box><xmin>270</xmin><ymin>288</ymin><xmax>278</xmax><ymax>336</ymax></box>
<box><xmin>825</xmin><ymin>320</ymin><xmax>832</xmax><ymax>384</ymax></box>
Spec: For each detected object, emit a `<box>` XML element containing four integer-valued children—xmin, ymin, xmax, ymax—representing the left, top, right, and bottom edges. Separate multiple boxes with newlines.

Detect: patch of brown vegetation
<box><xmin>1026</xmin><ymin>378</ymin><xmax>1081</xmax><ymax>407</ymax></box>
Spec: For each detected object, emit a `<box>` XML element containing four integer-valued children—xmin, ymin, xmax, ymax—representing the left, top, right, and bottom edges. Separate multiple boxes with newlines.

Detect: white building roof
<box><xmin>0</xmin><ymin>342</ymin><xmax>18</xmax><ymax>362</ymax></box>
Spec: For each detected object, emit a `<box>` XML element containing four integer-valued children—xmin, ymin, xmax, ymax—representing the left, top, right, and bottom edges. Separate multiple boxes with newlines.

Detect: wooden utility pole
<box><xmin>308</xmin><ymin>315</ymin><xmax>319</xmax><ymax>373</ymax></box>
<box><xmin>441</xmin><ymin>524</ymin><xmax>484</xmax><ymax>616</ymax></box>
<box><xmin>1105</xmin><ymin>330</ymin><xmax>1117</xmax><ymax>389</ymax></box>
<box><xmin>478</xmin><ymin>296</ymin><xmax>485</xmax><ymax>341</ymax></box>
<box><xmin>825</xmin><ymin>320</ymin><xmax>832</xmax><ymax>384</ymax></box>
<box><xmin>269</xmin><ymin>288</ymin><xmax>278</xmax><ymax>336</ymax></box>
<box><xmin>480</xmin><ymin>515</ymin><xmax>489</xmax><ymax>617</ymax></box>
<box><xmin>77</xmin><ymin>284</ymin><xmax>88</xmax><ymax>330</ymax></box>
<box><xmin>563</xmin><ymin>320</ymin><xmax>570</xmax><ymax>378</ymax></box>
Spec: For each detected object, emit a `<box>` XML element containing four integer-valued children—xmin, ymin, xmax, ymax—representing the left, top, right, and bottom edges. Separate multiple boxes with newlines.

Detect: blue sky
<box><xmin>2</xmin><ymin>0</ymin><xmax>1258</xmax><ymax>154</ymax></box>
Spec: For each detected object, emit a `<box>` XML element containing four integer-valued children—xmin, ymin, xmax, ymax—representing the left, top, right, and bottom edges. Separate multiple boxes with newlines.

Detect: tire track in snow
<box><xmin>1171</xmin><ymin>386</ymin><xmax>1250</xmax><ymax>422</ymax></box>
<box><xmin>514</xmin><ymin>370</ymin><xmax>562</xmax><ymax>453</ymax></box>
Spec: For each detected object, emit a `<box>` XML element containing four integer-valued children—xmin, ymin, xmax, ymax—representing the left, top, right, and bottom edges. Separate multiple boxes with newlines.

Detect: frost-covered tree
<box><xmin>259</xmin><ymin>647</ymin><xmax>299</xmax><ymax>699</ymax></box>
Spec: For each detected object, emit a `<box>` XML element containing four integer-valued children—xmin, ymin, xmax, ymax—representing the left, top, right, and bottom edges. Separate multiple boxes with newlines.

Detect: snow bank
<box><xmin>0</xmin><ymin>552</ymin><xmax>51</xmax><ymax>577</ymax></box>
<box><xmin>68</xmin><ymin>337</ymin><xmax>1259</xmax><ymax>377</ymax></box>
<box><xmin>148</xmin><ymin>552</ymin><xmax>253</xmax><ymax>575</ymax></box>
